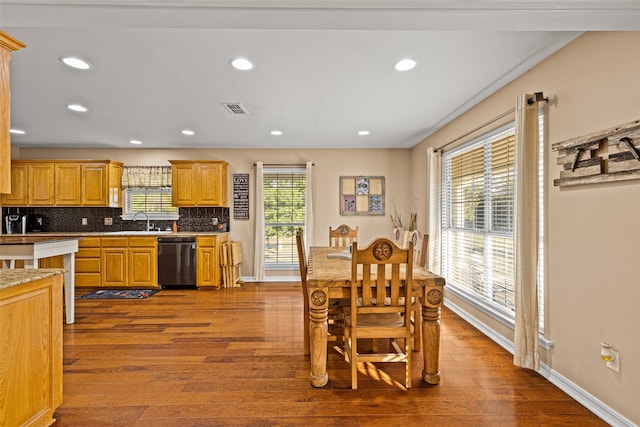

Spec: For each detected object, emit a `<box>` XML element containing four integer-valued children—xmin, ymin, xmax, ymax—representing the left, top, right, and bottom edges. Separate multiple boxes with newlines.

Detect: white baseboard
<box><xmin>444</xmin><ymin>298</ymin><xmax>637</xmax><ymax>427</ymax></box>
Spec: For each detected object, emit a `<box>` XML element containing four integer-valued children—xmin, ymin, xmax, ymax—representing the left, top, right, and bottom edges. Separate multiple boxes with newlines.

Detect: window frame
<box><xmin>121</xmin><ymin>187</ymin><xmax>179</xmax><ymax>221</ymax></box>
<box><xmin>440</xmin><ymin>114</ymin><xmax>546</xmax><ymax>341</ymax></box>
<box><xmin>262</xmin><ymin>166</ymin><xmax>307</xmax><ymax>269</ymax></box>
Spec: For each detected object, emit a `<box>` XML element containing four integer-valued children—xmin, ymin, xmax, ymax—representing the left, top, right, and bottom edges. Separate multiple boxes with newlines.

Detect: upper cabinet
<box><xmin>0</xmin><ymin>31</ymin><xmax>26</xmax><ymax>194</ymax></box>
<box><xmin>169</xmin><ymin>160</ymin><xmax>228</xmax><ymax>207</ymax></box>
<box><xmin>1</xmin><ymin>160</ymin><xmax>123</xmax><ymax>207</ymax></box>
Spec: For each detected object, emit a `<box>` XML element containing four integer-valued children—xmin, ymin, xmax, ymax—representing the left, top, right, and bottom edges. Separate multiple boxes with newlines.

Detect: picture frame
<box><xmin>339</xmin><ymin>176</ymin><xmax>385</xmax><ymax>216</ymax></box>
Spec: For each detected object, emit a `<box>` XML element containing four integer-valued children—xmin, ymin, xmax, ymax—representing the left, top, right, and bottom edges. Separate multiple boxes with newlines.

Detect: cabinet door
<box><xmin>82</xmin><ymin>164</ymin><xmax>108</xmax><ymax>206</ymax></box>
<box><xmin>0</xmin><ymin>163</ymin><xmax>28</xmax><ymax>205</ymax></box>
<box><xmin>54</xmin><ymin>163</ymin><xmax>81</xmax><ymax>205</ymax></box>
<box><xmin>196</xmin><ymin>163</ymin><xmax>226</xmax><ymax>206</ymax></box>
<box><xmin>129</xmin><ymin>247</ymin><xmax>158</xmax><ymax>288</ymax></box>
<box><xmin>196</xmin><ymin>247</ymin><xmax>214</xmax><ymax>286</ymax></box>
<box><xmin>101</xmin><ymin>248</ymin><xmax>127</xmax><ymax>287</ymax></box>
<box><xmin>28</xmin><ymin>163</ymin><xmax>55</xmax><ymax>205</ymax></box>
<box><xmin>172</xmin><ymin>163</ymin><xmax>196</xmax><ymax>205</ymax></box>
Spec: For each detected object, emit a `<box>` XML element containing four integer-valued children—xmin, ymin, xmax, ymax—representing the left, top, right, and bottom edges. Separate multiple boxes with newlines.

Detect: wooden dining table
<box><xmin>306</xmin><ymin>246</ymin><xmax>446</xmax><ymax>387</ymax></box>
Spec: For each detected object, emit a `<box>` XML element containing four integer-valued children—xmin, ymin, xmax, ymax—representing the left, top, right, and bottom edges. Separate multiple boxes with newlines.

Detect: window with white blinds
<box><xmin>441</xmin><ymin>116</ymin><xmax>545</xmax><ymax>328</ymax></box>
<box><xmin>442</xmin><ymin>126</ymin><xmax>516</xmax><ymax>316</ymax></box>
<box><xmin>263</xmin><ymin>167</ymin><xmax>306</xmax><ymax>266</ymax></box>
<box><xmin>123</xmin><ymin>188</ymin><xmax>178</xmax><ymax>220</ymax></box>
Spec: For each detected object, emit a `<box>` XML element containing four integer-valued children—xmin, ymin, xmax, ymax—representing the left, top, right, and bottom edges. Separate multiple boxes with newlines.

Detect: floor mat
<box><xmin>77</xmin><ymin>289</ymin><xmax>159</xmax><ymax>299</ymax></box>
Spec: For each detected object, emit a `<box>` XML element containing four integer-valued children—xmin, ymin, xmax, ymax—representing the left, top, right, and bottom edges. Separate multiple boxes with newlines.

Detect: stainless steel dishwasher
<box><xmin>157</xmin><ymin>236</ymin><xmax>197</xmax><ymax>288</ymax></box>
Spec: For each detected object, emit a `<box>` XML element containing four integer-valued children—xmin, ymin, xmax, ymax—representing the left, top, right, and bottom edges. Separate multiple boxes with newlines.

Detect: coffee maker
<box><xmin>4</xmin><ymin>214</ymin><xmax>28</xmax><ymax>234</ymax></box>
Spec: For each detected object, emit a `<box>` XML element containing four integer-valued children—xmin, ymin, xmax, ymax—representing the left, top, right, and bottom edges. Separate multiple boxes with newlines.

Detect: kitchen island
<box><xmin>0</xmin><ymin>269</ymin><xmax>64</xmax><ymax>427</ymax></box>
<box><xmin>0</xmin><ymin>235</ymin><xmax>79</xmax><ymax>324</ymax></box>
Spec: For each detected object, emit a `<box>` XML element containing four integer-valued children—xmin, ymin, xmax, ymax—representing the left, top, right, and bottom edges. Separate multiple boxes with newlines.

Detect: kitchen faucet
<box><xmin>133</xmin><ymin>211</ymin><xmax>151</xmax><ymax>231</ymax></box>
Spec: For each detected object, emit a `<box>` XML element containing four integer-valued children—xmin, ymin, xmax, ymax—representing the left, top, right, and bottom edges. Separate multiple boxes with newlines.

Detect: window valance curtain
<box><xmin>121</xmin><ymin>166</ymin><xmax>172</xmax><ymax>189</ymax></box>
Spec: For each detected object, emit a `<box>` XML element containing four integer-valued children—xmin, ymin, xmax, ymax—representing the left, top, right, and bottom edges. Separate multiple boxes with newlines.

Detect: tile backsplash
<box><xmin>2</xmin><ymin>207</ymin><xmax>229</xmax><ymax>233</ymax></box>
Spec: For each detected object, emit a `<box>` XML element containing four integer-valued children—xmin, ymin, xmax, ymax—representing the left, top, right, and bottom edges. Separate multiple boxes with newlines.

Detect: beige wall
<box><xmin>15</xmin><ymin>147</ymin><xmax>412</xmax><ymax>277</ymax></box>
<box><xmin>412</xmin><ymin>32</ymin><xmax>640</xmax><ymax>424</ymax></box>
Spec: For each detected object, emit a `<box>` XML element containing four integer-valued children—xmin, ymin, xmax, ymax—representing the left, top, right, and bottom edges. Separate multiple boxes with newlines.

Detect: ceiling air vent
<box><xmin>222</xmin><ymin>102</ymin><xmax>249</xmax><ymax>115</ymax></box>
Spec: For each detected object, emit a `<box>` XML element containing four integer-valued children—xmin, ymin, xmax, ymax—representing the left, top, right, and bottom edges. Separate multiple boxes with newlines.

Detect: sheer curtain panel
<box><xmin>254</xmin><ymin>162</ymin><xmax>265</xmax><ymax>280</ymax></box>
<box><xmin>513</xmin><ymin>94</ymin><xmax>540</xmax><ymax>370</ymax></box>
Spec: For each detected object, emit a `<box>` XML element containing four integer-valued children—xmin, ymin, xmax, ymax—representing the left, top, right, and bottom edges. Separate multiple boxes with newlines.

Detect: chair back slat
<box><xmin>329</xmin><ymin>224</ymin><xmax>359</xmax><ymax>248</ymax></box>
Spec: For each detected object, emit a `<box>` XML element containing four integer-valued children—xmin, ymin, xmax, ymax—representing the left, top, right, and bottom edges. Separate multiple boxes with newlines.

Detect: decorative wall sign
<box><xmin>340</xmin><ymin>176</ymin><xmax>385</xmax><ymax>216</ymax></box>
<box><xmin>552</xmin><ymin>119</ymin><xmax>640</xmax><ymax>187</ymax></box>
<box><xmin>233</xmin><ymin>173</ymin><xmax>249</xmax><ymax>220</ymax></box>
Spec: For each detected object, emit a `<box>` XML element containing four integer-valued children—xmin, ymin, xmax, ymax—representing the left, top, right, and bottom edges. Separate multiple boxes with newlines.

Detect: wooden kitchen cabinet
<box><xmin>101</xmin><ymin>237</ymin><xmax>128</xmax><ymax>288</ymax></box>
<box><xmin>28</xmin><ymin>162</ymin><xmax>55</xmax><ymax>205</ymax></box>
<box><xmin>0</xmin><ymin>272</ymin><xmax>63</xmax><ymax>427</ymax></box>
<box><xmin>55</xmin><ymin>162</ymin><xmax>82</xmax><ymax>205</ymax></box>
<box><xmin>0</xmin><ymin>162</ymin><xmax>27</xmax><ymax>204</ymax></box>
<box><xmin>100</xmin><ymin>236</ymin><xmax>158</xmax><ymax>288</ymax></box>
<box><xmin>82</xmin><ymin>161</ymin><xmax>123</xmax><ymax>207</ymax></box>
<box><xmin>1</xmin><ymin>159</ymin><xmax>123</xmax><ymax>206</ymax></box>
<box><xmin>0</xmin><ymin>31</ymin><xmax>26</xmax><ymax>194</ymax></box>
<box><xmin>128</xmin><ymin>237</ymin><xmax>158</xmax><ymax>288</ymax></box>
<box><xmin>170</xmin><ymin>160</ymin><xmax>228</xmax><ymax>207</ymax></box>
<box><xmin>75</xmin><ymin>237</ymin><xmax>101</xmax><ymax>287</ymax></box>
<box><xmin>196</xmin><ymin>233</ymin><xmax>228</xmax><ymax>288</ymax></box>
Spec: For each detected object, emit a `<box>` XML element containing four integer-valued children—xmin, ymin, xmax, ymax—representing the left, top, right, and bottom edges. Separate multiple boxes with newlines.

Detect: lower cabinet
<box><xmin>100</xmin><ymin>237</ymin><xmax>158</xmax><ymax>288</ymax></box>
<box><xmin>196</xmin><ymin>234</ymin><xmax>228</xmax><ymax>288</ymax></box>
<box><xmin>0</xmin><ymin>272</ymin><xmax>63</xmax><ymax>427</ymax></box>
<box><xmin>128</xmin><ymin>237</ymin><xmax>158</xmax><ymax>288</ymax></box>
<box><xmin>75</xmin><ymin>237</ymin><xmax>101</xmax><ymax>287</ymax></box>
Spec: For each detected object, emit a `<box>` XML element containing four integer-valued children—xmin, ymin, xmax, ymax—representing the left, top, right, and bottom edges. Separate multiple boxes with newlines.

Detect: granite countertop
<box><xmin>0</xmin><ymin>268</ymin><xmax>67</xmax><ymax>289</ymax></box>
<box><xmin>0</xmin><ymin>235</ymin><xmax>82</xmax><ymax>245</ymax></box>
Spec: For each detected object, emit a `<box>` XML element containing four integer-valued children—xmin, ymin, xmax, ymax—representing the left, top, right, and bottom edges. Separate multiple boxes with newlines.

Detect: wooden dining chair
<box><xmin>329</xmin><ymin>224</ymin><xmax>359</xmax><ymax>248</ymax></box>
<box><xmin>296</xmin><ymin>228</ymin><xmax>344</xmax><ymax>356</ymax></box>
<box><xmin>295</xmin><ymin>229</ymin><xmax>311</xmax><ymax>356</ymax></box>
<box><xmin>409</xmin><ymin>230</ymin><xmax>429</xmax><ymax>268</ymax></box>
<box><xmin>343</xmin><ymin>238</ymin><xmax>414</xmax><ymax>389</ymax></box>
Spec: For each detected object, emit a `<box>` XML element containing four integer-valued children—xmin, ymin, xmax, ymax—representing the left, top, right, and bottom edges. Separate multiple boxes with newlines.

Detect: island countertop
<box><xmin>0</xmin><ymin>235</ymin><xmax>82</xmax><ymax>245</ymax></box>
<box><xmin>0</xmin><ymin>268</ymin><xmax>66</xmax><ymax>289</ymax></box>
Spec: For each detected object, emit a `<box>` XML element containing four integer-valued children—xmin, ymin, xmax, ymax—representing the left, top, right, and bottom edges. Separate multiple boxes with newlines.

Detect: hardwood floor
<box><xmin>55</xmin><ymin>283</ymin><xmax>607</xmax><ymax>426</ymax></box>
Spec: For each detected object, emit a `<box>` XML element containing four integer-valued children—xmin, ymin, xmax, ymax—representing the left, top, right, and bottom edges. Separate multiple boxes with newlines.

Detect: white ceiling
<box><xmin>2</xmin><ymin>1</ymin><xmax>639</xmax><ymax>150</ymax></box>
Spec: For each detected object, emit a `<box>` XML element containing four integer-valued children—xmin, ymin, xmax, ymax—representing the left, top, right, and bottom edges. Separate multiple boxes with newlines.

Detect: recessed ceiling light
<box><xmin>230</xmin><ymin>57</ymin><xmax>255</xmax><ymax>71</ymax></box>
<box><xmin>129</xmin><ymin>140</ymin><xmax>142</xmax><ymax>145</ymax></box>
<box><xmin>66</xmin><ymin>104</ymin><xmax>88</xmax><ymax>112</ymax></box>
<box><xmin>394</xmin><ymin>58</ymin><xmax>416</xmax><ymax>71</ymax></box>
<box><xmin>59</xmin><ymin>56</ymin><xmax>93</xmax><ymax>70</ymax></box>
<box><xmin>358</xmin><ymin>130</ymin><xmax>370</xmax><ymax>136</ymax></box>
<box><xmin>270</xmin><ymin>130</ymin><xmax>283</xmax><ymax>136</ymax></box>
<box><xmin>181</xmin><ymin>130</ymin><xmax>195</xmax><ymax>136</ymax></box>
<box><xmin>10</xmin><ymin>128</ymin><xmax>26</xmax><ymax>135</ymax></box>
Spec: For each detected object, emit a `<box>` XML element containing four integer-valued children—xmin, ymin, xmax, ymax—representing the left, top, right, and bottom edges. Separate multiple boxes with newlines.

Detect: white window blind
<box><xmin>125</xmin><ymin>188</ymin><xmax>177</xmax><ymax>218</ymax></box>
<box><xmin>263</xmin><ymin>167</ymin><xmax>306</xmax><ymax>266</ymax></box>
<box><xmin>442</xmin><ymin>126</ymin><xmax>516</xmax><ymax>316</ymax></box>
<box><xmin>441</xmin><ymin>113</ymin><xmax>545</xmax><ymax>330</ymax></box>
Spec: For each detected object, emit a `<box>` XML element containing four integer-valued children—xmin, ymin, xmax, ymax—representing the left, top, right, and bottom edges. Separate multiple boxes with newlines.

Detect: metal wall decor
<box><xmin>339</xmin><ymin>176</ymin><xmax>385</xmax><ymax>216</ymax></box>
<box><xmin>552</xmin><ymin>118</ymin><xmax>640</xmax><ymax>187</ymax></box>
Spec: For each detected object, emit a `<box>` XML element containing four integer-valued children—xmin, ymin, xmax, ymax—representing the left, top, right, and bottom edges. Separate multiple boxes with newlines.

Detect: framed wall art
<box><xmin>340</xmin><ymin>176</ymin><xmax>385</xmax><ymax>216</ymax></box>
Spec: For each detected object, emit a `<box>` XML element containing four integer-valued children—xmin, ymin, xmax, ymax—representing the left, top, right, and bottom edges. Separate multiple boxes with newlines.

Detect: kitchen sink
<box><xmin>107</xmin><ymin>231</ymin><xmax>173</xmax><ymax>235</ymax></box>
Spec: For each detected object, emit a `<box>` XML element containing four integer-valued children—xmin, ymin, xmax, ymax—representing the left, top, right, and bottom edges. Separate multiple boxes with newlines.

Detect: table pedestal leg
<box><xmin>308</xmin><ymin>288</ymin><xmax>328</xmax><ymax>387</ymax></box>
<box><xmin>422</xmin><ymin>304</ymin><xmax>441</xmax><ymax>385</ymax></box>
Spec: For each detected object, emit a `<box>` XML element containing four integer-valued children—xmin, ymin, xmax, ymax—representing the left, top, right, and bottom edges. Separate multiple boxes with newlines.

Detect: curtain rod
<box><xmin>435</xmin><ymin>107</ymin><xmax>515</xmax><ymax>152</ymax></box>
<box><xmin>436</xmin><ymin>92</ymin><xmax>549</xmax><ymax>152</ymax></box>
<box><xmin>253</xmin><ymin>163</ymin><xmax>314</xmax><ymax>167</ymax></box>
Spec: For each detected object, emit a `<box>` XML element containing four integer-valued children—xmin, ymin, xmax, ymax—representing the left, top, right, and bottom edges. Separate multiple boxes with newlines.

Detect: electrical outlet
<box><xmin>212</xmin><ymin>218</ymin><xmax>219</xmax><ymax>226</ymax></box>
<box><xmin>104</xmin><ymin>217</ymin><xmax>113</xmax><ymax>226</ymax></box>
<box><xmin>81</xmin><ymin>218</ymin><xmax>88</xmax><ymax>226</ymax></box>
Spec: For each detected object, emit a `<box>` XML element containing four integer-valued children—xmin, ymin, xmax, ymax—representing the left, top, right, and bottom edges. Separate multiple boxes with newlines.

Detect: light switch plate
<box><xmin>104</xmin><ymin>217</ymin><xmax>113</xmax><ymax>225</ymax></box>
<box><xmin>81</xmin><ymin>218</ymin><xmax>88</xmax><ymax>226</ymax></box>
